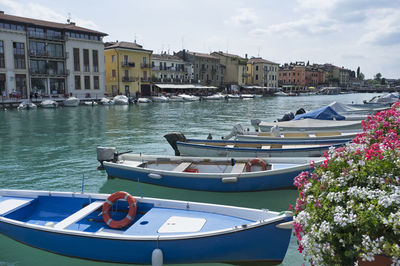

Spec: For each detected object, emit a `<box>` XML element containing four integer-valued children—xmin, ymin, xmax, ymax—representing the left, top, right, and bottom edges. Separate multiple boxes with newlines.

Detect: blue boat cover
<box><xmin>293</xmin><ymin>106</ymin><xmax>346</xmax><ymax>120</ymax></box>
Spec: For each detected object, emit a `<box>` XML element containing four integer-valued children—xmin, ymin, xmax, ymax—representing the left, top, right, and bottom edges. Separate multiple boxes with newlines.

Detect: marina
<box><xmin>0</xmin><ymin>93</ymin><xmax>387</xmax><ymax>265</ymax></box>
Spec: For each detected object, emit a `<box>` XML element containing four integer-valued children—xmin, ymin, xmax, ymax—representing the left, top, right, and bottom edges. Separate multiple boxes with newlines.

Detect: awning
<box><xmin>154</xmin><ymin>84</ymin><xmax>218</xmax><ymax>90</ymax></box>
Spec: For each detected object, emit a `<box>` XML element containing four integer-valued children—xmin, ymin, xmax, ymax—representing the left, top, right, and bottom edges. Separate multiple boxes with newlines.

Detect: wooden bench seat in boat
<box><xmin>314</xmin><ymin>132</ymin><xmax>340</xmax><ymax>137</ymax></box>
<box><xmin>0</xmin><ymin>197</ymin><xmax>35</xmax><ymax>216</ymax></box>
<box><xmin>282</xmin><ymin>144</ymin><xmax>320</xmax><ymax>149</ymax></box>
<box><xmin>283</xmin><ymin>133</ymin><xmax>310</xmax><ymax>138</ymax></box>
<box><xmin>123</xmin><ymin>160</ymin><xmax>143</xmax><ymax>167</ymax></box>
<box><xmin>230</xmin><ymin>163</ymin><xmax>246</xmax><ymax>173</ymax></box>
<box><xmin>54</xmin><ymin>200</ymin><xmax>104</xmax><ymax>229</ymax></box>
<box><xmin>173</xmin><ymin>162</ymin><xmax>192</xmax><ymax>172</ymax></box>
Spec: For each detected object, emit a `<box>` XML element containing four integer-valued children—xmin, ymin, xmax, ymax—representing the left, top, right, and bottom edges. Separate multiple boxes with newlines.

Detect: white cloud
<box><xmin>225</xmin><ymin>8</ymin><xmax>258</xmax><ymax>27</ymax></box>
<box><xmin>0</xmin><ymin>0</ymin><xmax>98</xmax><ymax>30</ymax></box>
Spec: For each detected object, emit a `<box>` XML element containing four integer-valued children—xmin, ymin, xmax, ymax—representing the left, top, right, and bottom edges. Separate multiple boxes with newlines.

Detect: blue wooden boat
<box><xmin>101</xmin><ymin>153</ymin><xmax>321</xmax><ymax>192</ymax></box>
<box><xmin>164</xmin><ymin>133</ymin><xmax>346</xmax><ymax>157</ymax></box>
<box><xmin>0</xmin><ymin>189</ymin><xmax>293</xmax><ymax>265</ymax></box>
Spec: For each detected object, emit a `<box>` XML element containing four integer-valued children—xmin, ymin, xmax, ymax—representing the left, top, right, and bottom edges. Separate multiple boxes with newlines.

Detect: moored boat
<box><xmin>0</xmin><ymin>189</ymin><xmax>293</xmax><ymax>265</ymax></box>
<box><xmin>137</xmin><ymin>97</ymin><xmax>152</xmax><ymax>103</ymax></box>
<box><xmin>179</xmin><ymin>94</ymin><xmax>200</xmax><ymax>101</ymax></box>
<box><xmin>202</xmin><ymin>93</ymin><xmax>226</xmax><ymax>100</ymax></box>
<box><xmin>63</xmin><ymin>97</ymin><xmax>80</xmax><ymax>107</ymax></box>
<box><xmin>151</xmin><ymin>95</ymin><xmax>169</xmax><ymax>102</ymax></box>
<box><xmin>164</xmin><ymin>133</ymin><xmax>346</xmax><ymax>158</ymax></box>
<box><xmin>100</xmin><ymin>97</ymin><xmax>114</xmax><ymax>105</ymax></box>
<box><xmin>40</xmin><ymin>99</ymin><xmax>58</xmax><ymax>108</ymax></box>
<box><xmin>17</xmin><ymin>100</ymin><xmax>37</xmax><ymax>110</ymax></box>
<box><xmin>99</xmin><ymin>151</ymin><xmax>322</xmax><ymax>192</ymax></box>
<box><xmin>113</xmin><ymin>95</ymin><xmax>129</xmax><ymax>105</ymax></box>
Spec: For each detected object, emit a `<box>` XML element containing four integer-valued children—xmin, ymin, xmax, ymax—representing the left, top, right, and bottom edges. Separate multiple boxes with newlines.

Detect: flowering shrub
<box><xmin>293</xmin><ymin>101</ymin><xmax>400</xmax><ymax>265</ymax></box>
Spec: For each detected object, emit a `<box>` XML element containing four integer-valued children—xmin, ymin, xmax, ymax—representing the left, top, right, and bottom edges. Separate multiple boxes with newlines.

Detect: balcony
<box><xmin>141</xmin><ymin>77</ymin><xmax>150</xmax><ymax>82</ymax></box>
<box><xmin>30</xmin><ymin>69</ymin><xmax>69</xmax><ymax>77</ymax></box>
<box><xmin>29</xmin><ymin>50</ymin><xmax>67</xmax><ymax>60</ymax></box>
<box><xmin>122</xmin><ymin>76</ymin><xmax>136</xmax><ymax>82</ymax></box>
<box><xmin>140</xmin><ymin>63</ymin><xmax>150</xmax><ymax>68</ymax></box>
<box><xmin>121</xmin><ymin>62</ymin><xmax>135</xmax><ymax>68</ymax></box>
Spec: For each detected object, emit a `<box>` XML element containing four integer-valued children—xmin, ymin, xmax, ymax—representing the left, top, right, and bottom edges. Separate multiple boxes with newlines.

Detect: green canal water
<box><xmin>0</xmin><ymin>93</ymin><xmax>383</xmax><ymax>266</ymax></box>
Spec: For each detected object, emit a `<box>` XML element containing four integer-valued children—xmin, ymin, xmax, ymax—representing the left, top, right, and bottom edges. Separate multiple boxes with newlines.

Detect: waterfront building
<box><xmin>314</xmin><ymin>63</ymin><xmax>351</xmax><ymax>88</ymax></box>
<box><xmin>211</xmin><ymin>51</ymin><xmax>247</xmax><ymax>87</ymax></box>
<box><xmin>175</xmin><ymin>50</ymin><xmax>224</xmax><ymax>87</ymax></box>
<box><xmin>278</xmin><ymin>62</ymin><xmax>306</xmax><ymax>92</ymax></box>
<box><xmin>104</xmin><ymin>41</ymin><xmax>152</xmax><ymax>97</ymax></box>
<box><xmin>0</xmin><ymin>11</ymin><xmax>107</xmax><ymax>100</ymax></box>
<box><xmin>150</xmin><ymin>53</ymin><xmax>193</xmax><ymax>84</ymax></box>
<box><xmin>246</xmin><ymin>57</ymin><xmax>279</xmax><ymax>88</ymax></box>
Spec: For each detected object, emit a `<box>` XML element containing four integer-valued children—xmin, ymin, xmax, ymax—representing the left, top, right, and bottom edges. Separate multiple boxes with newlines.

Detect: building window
<box><xmin>0</xmin><ymin>74</ymin><xmax>5</xmax><ymax>97</ymax></box>
<box><xmin>13</xmin><ymin>42</ymin><xmax>26</xmax><ymax>69</ymax></box>
<box><xmin>84</xmin><ymin>76</ymin><xmax>90</xmax><ymax>90</ymax></box>
<box><xmin>256</xmin><ymin>74</ymin><xmax>258</xmax><ymax>80</ymax></box>
<box><xmin>123</xmin><ymin>55</ymin><xmax>128</xmax><ymax>65</ymax></box>
<box><xmin>83</xmin><ymin>49</ymin><xmax>90</xmax><ymax>72</ymax></box>
<box><xmin>112</xmin><ymin>69</ymin><xmax>116</xmax><ymax>78</ymax></box>
<box><xmin>75</xmin><ymin>76</ymin><xmax>81</xmax><ymax>90</ymax></box>
<box><xmin>111</xmin><ymin>55</ymin><xmax>115</xmax><ymax>63</ymax></box>
<box><xmin>50</xmin><ymin>78</ymin><xmax>65</xmax><ymax>94</ymax></box>
<box><xmin>93</xmin><ymin>76</ymin><xmax>99</xmax><ymax>90</ymax></box>
<box><xmin>92</xmin><ymin>50</ymin><xmax>99</xmax><ymax>72</ymax></box>
<box><xmin>0</xmin><ymin>41</ymin><xmax>4</xmax><ymax>68</ymax></box>
<box><xmin>47</xmin><ymin>43</ymin><xmax>63</xmax><ymax>58</ymax></box>
<box><xmin>73</xmin><ymin>48</ymin><xmax>80</xmax><ymax>71</ymax></box>
<box><xmin>256</xmin><ymin>66</ymin><xmax>259</xmax><ymax>71</ymax></box>
<box><xmin>15</xmin><ymin>74</ymin><xmax>27</xmax><ymax>98</ymax></box>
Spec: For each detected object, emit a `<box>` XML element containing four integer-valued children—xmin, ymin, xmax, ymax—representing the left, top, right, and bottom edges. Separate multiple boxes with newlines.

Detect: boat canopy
<box><xmin>293</xmin><ymin>106</ymin><xmax>345</xmax><ymax>121</ymax></box>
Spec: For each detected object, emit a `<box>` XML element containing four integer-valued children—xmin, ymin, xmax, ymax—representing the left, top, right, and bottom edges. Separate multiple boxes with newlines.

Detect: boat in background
<box><xmin>179</xmin><ymin>94</ymin><xmax>200</xmax><ymax>101</ymax></box>
<box><xmin>40</xmin><ymin>99</ymin><xmax>58</xmax><ymax>108</ymax></box>
<box><xmin>255</xmin><ymin>118</ymin><xmax>362</xmax><ymax>132</ymax></box>
<box><xmin>274</xmin><ymin>91</ymin><xmax>288</xmax><ymax>97</ymax></box>
<box><xmin>241</xmin><ymin>94</ymin><xmax>255</xmax><ymax>99</ymax></box>
<box><xmin>203</xmin><ymin>93</ymin><xmax>226</xmax><ymax>100</ymax></box>
<box><xmin>151</xmin><ymin>95</ymin><xmax>169</xmax><ymax>102</ymax></box>
<box><xmin>137</xmin><ymin>97</ymin><xmax>152</xmax><ymax>103</ymax></box>
<box><xmin>99</xmin><ymin>150</ymin><xmax>322</xmax><ymax>192</ymax></box>
<box><xmin>17</xmin><ymin>100</ymin><xmax>37</xmax><ymax>110</ymax></box>
<box><xmin>113</xmin><ymin>95</ymin><xmax>129</xmax><ymax>105</ymax></box>
<box><xmin>84</xmin><ymin>101</ymin><xmax>98</xmax><ymax>106</ymax></box>
<box><xmin>0</xmin><ymin>189</ymin><xmax>293</xmax><ymax>265</ymax></box>
<box><xmin>63</xmin><ymin>97</ymin><xmax>80</xmax><ymax>107</ymax></box>
<box><xmin>227</xmin><ymin>94</ymin><xmax>241</xmax><ymax>99</ymax></box>
<box><xmin>100</xmin><ymin>97</ymin><xmax>114</xmax><ymax>105</ymax></box>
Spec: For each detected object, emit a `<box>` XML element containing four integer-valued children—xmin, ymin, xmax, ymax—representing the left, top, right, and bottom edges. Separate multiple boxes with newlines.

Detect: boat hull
<box><xmin>103</xmin><ymin>162</ymin><xmax>312</xmax><ymax>191</ymax></box>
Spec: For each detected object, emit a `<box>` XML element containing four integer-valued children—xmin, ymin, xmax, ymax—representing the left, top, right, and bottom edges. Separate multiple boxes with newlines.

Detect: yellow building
<box><xmin>104</xmin><ymin>41</ymin><xmax>152</xmax><ymax>96</ymax></box>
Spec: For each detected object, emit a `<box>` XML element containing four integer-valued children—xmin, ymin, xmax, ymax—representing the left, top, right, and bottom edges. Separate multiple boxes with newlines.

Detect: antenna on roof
<box><xmin>226</xmin><ymin>38</ymin><xmax>229</xmax><ymax>53</ymax></box>
<box><xmin>134</xmin><ymin>33</ymin><xmax>137</xmax><ymax>44</ymax></box>
<box><xmin>181</xmin><ymin>36</ymin><xmax>184</xmax><ymax>50</ymax></box>
<box><xmin>257</xmin><ymin>47</ymin><xmax>261</xmax><ymax>57</ymax></box>
<box><xmin>167</xmin><ymin>44</ymin><xmax>170</xmax><ymax>55</ymax></box>
<box><xmin>67</xmin><ymin>12</ymin><xmax>71</xmax><ymax>23</ymax></box>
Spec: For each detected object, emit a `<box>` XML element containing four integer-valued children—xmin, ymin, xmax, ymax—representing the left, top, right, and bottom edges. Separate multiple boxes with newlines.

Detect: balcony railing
<box><xmin>30</xmin><ymin>69</ymin><xmax>69</xmax><ymax>76</ymax></box>
<box><xmin>122</xmin><ymin>76</ymin><xmax>136</xmax><ymax>82</ymax></box>
<box><xmin>121</xmin><ymin>62</ymin><xmax>135</xmax><ymax>67</ymax></box>
<box><xmin>152</xmin><ymin>66</ymin><xmax>184</xmax><ymax>72</ymax></box>
<box><xmin>28</xmin><ymin>31</ymin><xmax>64</xmax><ymax>41</ymax></box>
<box><xmin>29</xmin><ymin>50</ymin><xmax>67</xmax><ymax>59</ymax></box>
<box><xmin>140</xmin><ymin>63</ymin><xmax>150</xmax><ymax>68</ymax></box>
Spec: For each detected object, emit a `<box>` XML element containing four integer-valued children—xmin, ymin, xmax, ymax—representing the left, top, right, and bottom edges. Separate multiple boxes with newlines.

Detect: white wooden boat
<box><xmin>227</xmin><ymin>94</ymin><xmax>241</xmax><ymax>99</ymax></box>
<box><xmin>100</xmin><ymin>152</ymin><xmax>322</xmax><ymax>192</ymax></box>
<box><xmin>274</xmin><ymin>91</ymin><xmax>288</xmax><ymax>97</ymax></box>
<box><xmin>40</xmin><ymin>99</ymin><xmax>58</xmax><ymax>108</ymax></box>
<box><xmin>63</xmin><ymin>97</ymin><xmax>80</xmax><ymax>107</ymax></box>
<box><xmin>113</xmin><ymin>95</ymin><xmax>129</xmax><ymax>105</ymax></box>
<box><xmin>179</xmin><ymin>94</ymin><xmax>200</xmax><ymax>101</ymax></box>
<box><xmin>241</xmin><ymin>94</ymin><xmax>255</xmax><ymax>99</ymax></box>
<box><xmin>169</xmin><ymin>95</ymin><xmax>184</xmax><ymax>102</ymax></box>
<box><xmin>0</xmin><ymin>189</ymin><xmax>293</xmax><ymax>265</ymax></box>
<box><xmin>84</xmin><ymin>101</ymin><xmax>98</xmax><ymax>106</ymax></box>
<box><xmin>256</xmin><ymin>118</ymin><xmax>362</xmax><ymax>132</ymax></box>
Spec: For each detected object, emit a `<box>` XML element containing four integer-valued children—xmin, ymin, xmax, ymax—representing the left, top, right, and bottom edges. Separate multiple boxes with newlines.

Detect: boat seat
<box><xmin>314</xmin><ymin>132</ymin><xmax>340</xmax><ymax>137</ymax></box>
<box><xmin>283</xmin><ymin>133</ymin><xmax>309</xmax><ymax>138</ymax></box>
<box><xmin>230</xmin><ymin>163</ymin><xmax>246</xmax><ymax>173</ymax></box>
<box><xmin>173</xmin><ymin>162</ymin><xmax>191</xmax><ymax>172</ymax></box>
<box><xmin>54</xmin><ymin>201</ymin><xmax>104</xmax><ymax>229</ymax></box>
<box><xmin>123</xmin><ymin>161</ymin><xmax>143</xmax><ymax>167</ymax></box>
<box><xmin>261</xmin><ymin>145</ymin><xmax>271</xmax><ymax>149</ymax></box>
<box><xmin>270</xmin><ymin>144</ymin><xmax>283</xmax><ymax>149</ymax></box>
<box><xmin>0</xmin><ymin>197</ymin><xmax>35</xmax><ymax>216</ymax></box>
<box><xmin>258</xmin><ymin>132</ymin><xmax>272</xmax><ymax>136</ymax></box>
<box><xmin>225</xmin><ymin>144</ymin><xmax>235</xmax><ymax>148</ymax></box>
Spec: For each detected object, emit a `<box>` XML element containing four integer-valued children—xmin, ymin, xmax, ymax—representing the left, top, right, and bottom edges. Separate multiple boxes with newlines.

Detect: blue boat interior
<box><xmin>1</xmin><ymin>195</ymin><xmax>254</xmax><ymax>236</ymax></box>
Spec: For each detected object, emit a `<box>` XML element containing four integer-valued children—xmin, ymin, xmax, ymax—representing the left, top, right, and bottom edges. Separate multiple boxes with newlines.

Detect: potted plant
<box><xmin>293</xmin><ymin>102</ymin><xmax>400</xmax><ymax>265</ymax></box>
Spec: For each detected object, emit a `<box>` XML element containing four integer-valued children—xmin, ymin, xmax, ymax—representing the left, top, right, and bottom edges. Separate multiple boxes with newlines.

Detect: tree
<box><xmin>381</xmin><ymin>78</ymin><xmax>386</xmax><ymax>85</ymax></box>
<box><xmin>374</xmin><ymin>73</ymin><xmax>382</xmax><ymax>81</ymax></box>
<box><xmin>306</xmin><ymin>60</ymin><xmax>310</xmax><ymax>66</ymax></box>
<box><xmin>356</xmin><ymin>67</ymin><xmax>360</xmax><ymax>79</ymax></box>
<box><xmin>359</xmin><ymin>73</ymin><xmax>365</xmax><ymax>80</ymax></box>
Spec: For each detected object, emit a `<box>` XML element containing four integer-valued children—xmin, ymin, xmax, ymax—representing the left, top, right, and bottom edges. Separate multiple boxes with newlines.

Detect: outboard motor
<box><xmin>295</xmin><ymin>108</ymin><xmax>306</xmax><ymax>115</ymax></box>
<box><xmin>97</xmin><ymin>147</ymin><xmax>116</xmax><ymax>169</ymax></box>
<box><xmin>163</xmin><ymin>132</ymin><xmax>187</xmax><ymax>156</ymax></box>
<box><xmin>222</xmin><ymin>124</ymin><xmax>245</xmax><ymax>140</ymax></box>
<box><xmin>250</xmin><ymin>119</ymin><xmax>261</xmax><ymax>132</ymax></box>
<box><xmin>277</xmin><ymin>112</ymin><xmax>294</xmax><ymax>122</ymax></box>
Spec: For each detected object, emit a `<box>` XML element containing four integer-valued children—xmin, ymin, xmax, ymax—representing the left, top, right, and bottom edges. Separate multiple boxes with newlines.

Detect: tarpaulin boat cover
<box><xmin>293</xmin><ymin>106</ymin><xmax>345</xmax><ymax>120</ymax></box>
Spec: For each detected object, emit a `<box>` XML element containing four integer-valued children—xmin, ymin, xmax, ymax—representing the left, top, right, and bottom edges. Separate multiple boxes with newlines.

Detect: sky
<box><xmin>1</xmin><ymin>0</ymin><xmax>399</xmax><ymax>79</ymax></box>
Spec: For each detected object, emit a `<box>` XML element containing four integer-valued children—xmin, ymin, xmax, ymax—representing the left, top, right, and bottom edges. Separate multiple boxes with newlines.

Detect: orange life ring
<box><xmin>102</xmin><ymin>191</ymin><xmax>137</xmax><ymax>229</ymax></box>
<box><xmin>246</xmin><ymin>158</ymin><xmax>267</xmax><ymax>172</ymax></box>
